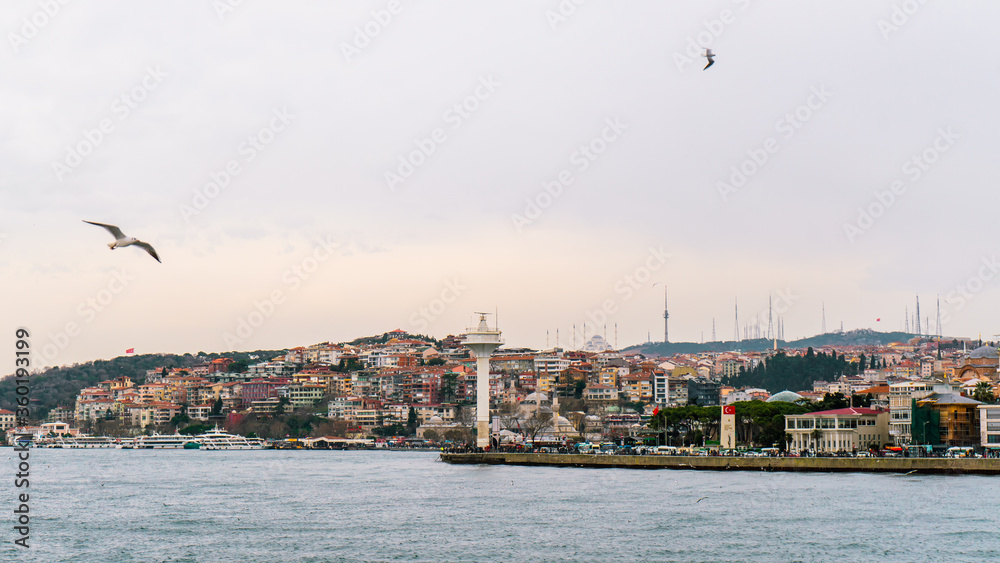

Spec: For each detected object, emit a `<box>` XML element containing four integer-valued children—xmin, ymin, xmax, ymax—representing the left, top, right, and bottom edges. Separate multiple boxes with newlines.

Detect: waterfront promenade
<box><xmin>441</xmin><ymin>452</ymin><xmax>1000</xmax><ymax>475</ymax></box>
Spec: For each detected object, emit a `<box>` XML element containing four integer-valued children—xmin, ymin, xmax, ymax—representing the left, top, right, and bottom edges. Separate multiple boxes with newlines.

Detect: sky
<box><xmin>4</xmin><ymin>1</ymin><xmax>1000</xmax><ymax>369</ymax></box>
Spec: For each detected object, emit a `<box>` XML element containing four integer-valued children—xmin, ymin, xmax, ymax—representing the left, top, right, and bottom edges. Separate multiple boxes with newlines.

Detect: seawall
<box><xmin>440</xmin><ymin>453</ymin><xmax>1000</xmax><ymax>475</ymax></box>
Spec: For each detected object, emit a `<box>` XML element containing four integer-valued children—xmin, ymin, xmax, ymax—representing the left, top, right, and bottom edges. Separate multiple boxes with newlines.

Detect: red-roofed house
<box><xmin>785</xmin><ymin>407</ymin><xmax>889</xmax><ymax>454</ymax></box>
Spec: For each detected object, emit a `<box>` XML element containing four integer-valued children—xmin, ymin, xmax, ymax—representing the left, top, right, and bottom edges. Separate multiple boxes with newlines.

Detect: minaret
<box><xmin>461</xmin><ymin>313</ymin><xmax>503</xmax><ymax>448</ymax></box>
<box><xmin>663</xmin><ymin>286</ymin><xmax>669</xmax><ymax>343</ymax></box>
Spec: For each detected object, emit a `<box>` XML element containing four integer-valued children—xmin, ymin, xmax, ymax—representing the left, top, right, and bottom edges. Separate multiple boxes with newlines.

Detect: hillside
<box><xmin>627</xmin><ymin>329</ymin><xmax>919</xmax><ymax>356</ymax></box>
<box><xmin>0</xmin><ymin>350</ymin><xmax>286</xmax><ymax>421</ymax></box>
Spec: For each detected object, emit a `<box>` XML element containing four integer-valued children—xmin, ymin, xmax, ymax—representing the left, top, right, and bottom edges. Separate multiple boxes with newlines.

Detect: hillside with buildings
<box><xmin>2</xmin><ymin>328</ymin><xmax>998</xmax><ymax>453</ymax></box>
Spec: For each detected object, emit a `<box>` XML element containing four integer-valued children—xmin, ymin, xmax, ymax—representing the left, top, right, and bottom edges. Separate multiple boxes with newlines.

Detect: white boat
<box><xmin>195</xmin><ymin>427</ymin><xmax>265</xmax><ymax>450</ymax></box>
<box><xmin>134</xmin><ymin>433</ymin><xmax>199</xmax><ymax>449</ymax></box>
<box><xmin>68</xmin><ymin>436</ymin><xmax>119</xmax><ymax>448</ymax></box>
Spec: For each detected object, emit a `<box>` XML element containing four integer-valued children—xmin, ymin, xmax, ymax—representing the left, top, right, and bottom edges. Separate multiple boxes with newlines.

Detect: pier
<box><xmin>440</xmin><ymin>453</ymin><xmax>1000</xmax><ymax>475</ymax></box>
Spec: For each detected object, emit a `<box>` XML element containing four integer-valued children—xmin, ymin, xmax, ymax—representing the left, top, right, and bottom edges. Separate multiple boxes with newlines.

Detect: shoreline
<box><xmin>440</xmin><ymin>452</ymin><xmax>1000</xmax><ymax>475</ymax></box>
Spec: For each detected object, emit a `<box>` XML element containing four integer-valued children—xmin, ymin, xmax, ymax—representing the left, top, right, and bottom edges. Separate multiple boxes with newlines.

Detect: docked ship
<box><xmin>67</xmin><ymin>436</ymin><xmax>119</xmax><ymax>448</ymax></box>
<box><xmin>195</xmin><ymin>427</ymin><xmax>265</xmax><ymax>450</ymax></box>
<box><xmin>133</xmin><ymin>433</ymin><xmax>200</xmax><ymax>449</ymax></box>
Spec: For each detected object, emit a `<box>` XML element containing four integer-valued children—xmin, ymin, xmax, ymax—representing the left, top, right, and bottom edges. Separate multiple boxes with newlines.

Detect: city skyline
<box><xmin>5</xmin><ymin>2</ymin><xmax>1000</xmax><ymax>368</ymax></box>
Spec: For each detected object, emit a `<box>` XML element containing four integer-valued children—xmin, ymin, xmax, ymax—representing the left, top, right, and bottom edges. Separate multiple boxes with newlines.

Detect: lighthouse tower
<box><xmin>461</xmin><ymin>313</ymin><xmax>504</xmax><ymax>448</ymax></box>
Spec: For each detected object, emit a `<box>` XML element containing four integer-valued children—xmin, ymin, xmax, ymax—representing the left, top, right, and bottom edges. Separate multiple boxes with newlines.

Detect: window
<box><xmin>988</xmin><ymin>435</ymin><xmax>1000</xmax><ymax>444</ymax></box>
<box><xmin>987</xmin><ymin>410</ymin><xmax>1000</xmax><ymax>420</ymax></box>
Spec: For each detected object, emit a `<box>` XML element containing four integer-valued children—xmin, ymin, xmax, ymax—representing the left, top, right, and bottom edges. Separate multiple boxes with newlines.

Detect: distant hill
<box><xmin>0</xmin><ymin>350</ymin><xmax>286</xmax><ymax>421</ymax></box>
<box><xmin>348</xmin><ymin>331</ymin><xmax>439</xmax><ymax>347</ymax></box>
<box><xmin>627</xmin><ymin>329</ymin><xmax>918</xmax><ymax>356</ymax></box>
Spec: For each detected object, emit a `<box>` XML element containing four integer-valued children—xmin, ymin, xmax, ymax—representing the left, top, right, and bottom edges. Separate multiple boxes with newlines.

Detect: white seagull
<box><xmin>83</xmin><ymin>220</ymin><xmax>161</xmax><ymax>263</ymax></box>
<box><xmin>702</xmin><ymin>48</ymin><xmax>716</xmax><ymax>70</ymax></box>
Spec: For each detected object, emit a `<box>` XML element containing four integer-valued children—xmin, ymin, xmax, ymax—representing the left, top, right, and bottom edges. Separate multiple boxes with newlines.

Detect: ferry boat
<box><xmin>195</xmin><ymin>427</ymin><xmax>265</xmax><ymax>450</ymax></box>
<box><xmin>68</xmin><ymin>436</ymin><xmax>119</xmax><ymax>448</ymax></box>
<box><xmin>133</xmin><ymin>433</ymin><xmax>200</xmax><ymax>449</ymax></box>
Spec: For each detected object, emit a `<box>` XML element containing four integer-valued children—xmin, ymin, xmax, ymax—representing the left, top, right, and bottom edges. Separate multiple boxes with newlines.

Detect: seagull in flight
<box><xmin>702</xmin><ymin>48</ymin><xmax>716</xmax><ymax>70</ymax></box>
<box><xmin>83</xmin><ymin>220</ymin><xmax>161</xmax><ymax>263</ymax></box>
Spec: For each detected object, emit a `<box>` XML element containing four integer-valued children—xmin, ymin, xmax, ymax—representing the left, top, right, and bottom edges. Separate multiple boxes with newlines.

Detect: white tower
<box><xmin>461</xmin><ymin>313</ymin><xmax>503</xmax><ymax>448</ymax></box>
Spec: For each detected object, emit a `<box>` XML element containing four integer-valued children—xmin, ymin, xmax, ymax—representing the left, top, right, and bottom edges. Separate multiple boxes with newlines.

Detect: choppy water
<box><xmin>1</xmin><ymin>449</ymin><xmax>998</xmax><ymax>562</ymax></box>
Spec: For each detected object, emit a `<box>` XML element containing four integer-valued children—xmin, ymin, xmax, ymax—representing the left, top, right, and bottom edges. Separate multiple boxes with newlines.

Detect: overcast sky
<box><xmin>4</xmin><ymin>1</ymin><xmax>999</xmax><ymax>368</ymax></box>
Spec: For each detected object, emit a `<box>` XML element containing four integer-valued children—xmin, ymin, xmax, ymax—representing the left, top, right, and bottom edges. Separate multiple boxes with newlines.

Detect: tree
<box><xmin>440</xmin><ymin>372</ymin><xmax>458</xmax><ymax>403</ymax></box>
<box><xmin>406</xmin><ymin>407</ymin><xmax>418</xmax><ymax>435</ymax></box>
<box><xmin>179</xmin><ymin>423</ymin><xmax>211</xmax><ymax>435</ymax></box>
<box><xmin>522</xmin><ymin>411</ymin><xmax>552</xmax><ymax>443</ymax></box>
<box><xmin>211</xmin><ymin>397</ymin><xmax>223</xmax><ymax>416</ymax></box>
<box><xmin>427</xmin><ymin>357</ymin><xmax>446</xmax><ymax>366</ymax></box>
<box><xmin>814</xmin><ymin>393</ymin><xmax>849</xmax><ymax>412</ymax></box>
<box><xmin>424</xmin><ymin>429</ymin><xmax>440</xmax><ymax>442</ymax></box>
<box><xmin>443</xmin><ymin>428</ymin><xmax>472</xmax><ymax>445</ymax></box>
<box><xmin>497</xmin><ymin>402</ymin><xmax>522</xmax><ymax>432</ymax></box>
<box><xmin>810</xmin><ymin>428</ymin><xmax>823</xmax><ymax>451</ymax></box>
<box><xmin>372</xmin><ymin>423</ymin><xmax>407</xmax><ymax>437</ymax></box>
<box><xmin>972</xmin><ymin>381</ymin><xmax>996</xmax><ymax>403</ymax></box>
<box><xmin>227</xmin><ymin>360</ymin><xmax>249</xmax><ymax>373</ymax></box>
<box><xmin>170</xmin><ymin>413</ymin><xmax>191</xmax><ymax>428</ymax></box>
<box><xmin>275</xmin><ymin>397</ymin><xmax>290</xmax><ymax>416</ymax></box>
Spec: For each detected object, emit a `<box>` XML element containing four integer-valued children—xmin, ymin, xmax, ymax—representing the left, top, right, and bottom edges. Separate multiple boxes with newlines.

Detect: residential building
<box><xmin>979</xmin><ymin>404</ymin><xmax>1000</xmax><ymax>450</ymax></box>
<box><xmin>0</xmin><ymin>409</ymin><xmax>16</xmax><ymax>431</ymax></box>
<box><xmin>583</xmin><ymin>384</ymin><xmax>619</xmax><ymax>408</ymax></box>
<box><xmin>785</xmin><ymin>407</ymin><xmax>890</xmax><ymax>454</ymax></box>
<box><xmin>687</xmin><ymin>378</ymin><xmax>721</xmax><ymax>406</ymax></box>
<box><xmin>887</xmin><ymin>381</ymin><xmax>936</xmax><ymax>445</ymax></box>
<box><xmin>915</xmin><ymin>393</ymin><xmax>982</xmax><ymax>448</ymax></box>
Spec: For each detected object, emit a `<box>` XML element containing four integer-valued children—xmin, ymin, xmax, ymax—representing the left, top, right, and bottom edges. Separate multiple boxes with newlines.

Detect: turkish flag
<box><xmin>126</xmin><ymin>348</ymin><xmax>135</xmax><ymax>354</ymax></box>
<box><xmin>723</xmin><ymin>405</ymin><xmax>735</xmax><ymax>415</ymax></box>
<box><xmin>653</xmin><ymin>407</ymin><xmax>659</xmax><ymax>415</ymax></box>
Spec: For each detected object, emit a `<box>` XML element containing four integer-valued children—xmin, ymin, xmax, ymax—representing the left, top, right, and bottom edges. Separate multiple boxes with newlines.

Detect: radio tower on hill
<box><xmin>734</xmin><ymin>298</ymin><xmax>740</xmax><ymax>342</ymax></box>
<box><xmin>767</xmin><ymin>294</ymin><xmax>774</xmax><ymax>340</ymax></box>
<box><xmin>915</xmin><ymin>295</ymin><xmax>922</xmax><ymax>336</ymax></box>
<box><xmin>936</xmin><ymin>295</ymin><xmax>942</xmax><ymax>337</ymax></box>
<box><xmin>821</xmin><ymin>302</ymin><xmax>827</xmax><ymax>334</ymax></box>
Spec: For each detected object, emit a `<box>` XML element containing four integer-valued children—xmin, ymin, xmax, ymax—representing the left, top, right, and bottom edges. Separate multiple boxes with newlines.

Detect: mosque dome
<box><xmin>969</xmin><ymin>345</ymin><xmax>998</xmax><ymax>359</ymax></box>
<box><xmin>523</xmin><ymin>392</ymin><xmax>548</xmax><ymax>403</ymax></box>
<box><xmin>766</xmin><ymin>390</ymin><xmax>804</xmax><ymax>403</ymax></box>
<box><xmin>427</xmin><ymin>415</ymin><xmax>444</xmax><ymax>424</ymax></box>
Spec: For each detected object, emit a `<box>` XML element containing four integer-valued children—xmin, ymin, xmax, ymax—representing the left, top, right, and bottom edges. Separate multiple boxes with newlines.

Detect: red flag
<box><xmin>652</xmin><ymin>407</ymin><xmax>659</xmax><ymax>415</ymax></box>
<box><xmin>126</xmin><ymin>348</ymin><xmax>134</xmax><ymax>354</ymax></box>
